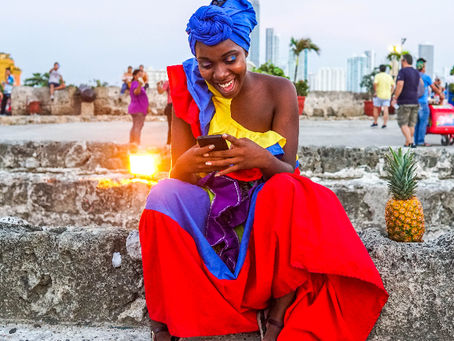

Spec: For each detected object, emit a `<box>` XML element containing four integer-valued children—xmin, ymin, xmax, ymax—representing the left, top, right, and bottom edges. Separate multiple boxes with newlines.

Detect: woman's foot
<box><xmin>150</xmin><ymin>321</ymin><xmax>174</xmax><ymax>341</ymax></box>
<box><xmin>261</xmin><ymin>291</ymin><xmax>296</xmax><ymax>340</ymax></box>
<box><xmin>263</xmin><ymin>318</ymin><xmax>284</xmax><ymax>341</ymax></box>
<box><xmin>152</xmin><ymin>330</ymin><xmax>172</xmax><ymax>341</ymax></box>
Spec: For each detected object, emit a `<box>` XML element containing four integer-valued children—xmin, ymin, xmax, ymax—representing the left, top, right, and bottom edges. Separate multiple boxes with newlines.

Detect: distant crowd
<box><xmin>371</xmin><ymin>54</ymin><xmax>451</xmax><ymax>147</ymax></box>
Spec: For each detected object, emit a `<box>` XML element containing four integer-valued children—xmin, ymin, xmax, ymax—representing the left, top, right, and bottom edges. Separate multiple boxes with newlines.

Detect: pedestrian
<box><xmin>157</xmin><ymin>80</ymin><xmax>173</xmax><ymax>144</ymax></box>
<box><xmin>391</xmin><ymin>54</ymin><xmax>421</xmax><ymax>147</ymax></box>
<box><xmin>128</xmin><ymin>69</ymin><xmax>149</xmax><ymax>146</ymax></box>
<box><xmin>121</xmin><ymin>66</ymin><xmax>133</xmax><ymax>94</ymax></box>
<box><xmin>1</xmin><ymin>68</ymin><xmax>14</xmax><ymax>115</ymax></box>
<box><xmin>414</xmin><ymin>58</ymin><xmax>445</xmax><ymax>146</ymax></box>
<box><xmin>433</xmin><ymin>77</ymin><xmax>446</xmax><ymax>105</ymax></box>
<box><xmin>48</xmin><ymin>62</ymin><xmax>66</xmax><ymax>101</ymax></box>
<box><xmin>371</xmin><ymin>64</ymin><xmax>394</xmax><ymax>128</ymax></box>
<box><xmin>139</xmin><ymin>65</ymin><xmax>150</xmax><ymax>90</ymax></box>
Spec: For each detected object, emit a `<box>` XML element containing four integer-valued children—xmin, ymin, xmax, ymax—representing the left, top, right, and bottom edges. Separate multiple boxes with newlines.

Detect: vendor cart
<box><xmin>427</xmin><ymin>104</ymin><xmax>454</xmax><ymax>145</ymax></box>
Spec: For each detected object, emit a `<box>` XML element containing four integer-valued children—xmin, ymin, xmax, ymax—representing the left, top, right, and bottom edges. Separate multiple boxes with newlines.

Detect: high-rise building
<box><xmin>347</xmin><ymin>55</ymin><xmax>368</xmax><ymax>93</ymax></box>
<box><xmin>309</xmin><ymin>67</ymin><xmax>346</xmax><ymax>91</ymax></box>
<box><xmin>265</xmin><ymin>28</ymin><xmax>274</xmax><ymax>64</ymax></box>
<box><xmin>418</xmin><ymin>43</ymin><xmax>434</xmax><ymax>78</ymax></box>
<box><xmin>265</xmin><ymin>28</ymin><xmax>280</xmax><ymax>65</ymax></box>
<box><xmin>364</xmin><ymin>50</ymin><xmax>376</xmax><ymax>72</ymax></box>
<box><xmin>273</xmin><ymin>34</ymin><xmax>280</xmax><ymax>65</ymax></box>
<box><xmin>249</xmin><ymin>0</ymin><xmax>260</xmax><ymax>67</ymax></box>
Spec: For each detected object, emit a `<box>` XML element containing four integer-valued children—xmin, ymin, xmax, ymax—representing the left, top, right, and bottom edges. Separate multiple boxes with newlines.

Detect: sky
<box><xmin>2</xmin><ymin>0</ymin><xmax>453</xmax><ymax>86</ymax></box>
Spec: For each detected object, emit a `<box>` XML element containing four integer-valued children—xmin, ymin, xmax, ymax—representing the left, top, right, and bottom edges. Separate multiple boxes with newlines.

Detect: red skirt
<box><xmin>139</xmin><ymin>173</ymin><xmax>388</xmax><ymax>340</ymax></box>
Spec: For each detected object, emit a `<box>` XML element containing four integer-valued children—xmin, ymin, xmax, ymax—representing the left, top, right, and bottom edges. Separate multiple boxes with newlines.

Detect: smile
<box><xmin>217</xmin><ymin>80</ymin><xmax>235</xmax><ymax>93</ymax></box>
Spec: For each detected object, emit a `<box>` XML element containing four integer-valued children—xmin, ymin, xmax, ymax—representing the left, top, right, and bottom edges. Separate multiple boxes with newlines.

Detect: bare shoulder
<box><xmin>250</xmin><ymin>72</ymin><xmax>296</xmax><ymax>99</ymax></box>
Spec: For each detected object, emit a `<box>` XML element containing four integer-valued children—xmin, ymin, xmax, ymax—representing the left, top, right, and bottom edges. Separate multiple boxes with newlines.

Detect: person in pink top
<box><xmin>128</xmin><ymin>69</ymin><xmax>149</xmax><ymax>146</ymax></box>
<box><xmin>157</xmin><ymin>80</ymin><xmax>173</xmax><ymax>144</ymax></box>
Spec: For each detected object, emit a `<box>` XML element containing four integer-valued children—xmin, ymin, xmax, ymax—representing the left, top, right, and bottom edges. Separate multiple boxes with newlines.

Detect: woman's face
<box><xmin>195</xmin><ymin>39</ymin><xmax>248</xmax><ymax>98</ymax></box>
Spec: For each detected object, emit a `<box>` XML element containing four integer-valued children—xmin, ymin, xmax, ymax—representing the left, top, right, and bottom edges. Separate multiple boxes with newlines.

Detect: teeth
<box><xmin>218</xmin><ymin>80</ymin><xmax>233</xmax><ymax>89</ymax></box>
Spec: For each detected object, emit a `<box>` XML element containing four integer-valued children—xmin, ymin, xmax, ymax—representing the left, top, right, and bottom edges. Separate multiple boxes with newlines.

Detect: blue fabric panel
<box><xmin>145</xmin><ymin>178</ymin><xmax>263</xmax><ymax>280</ymax></box>
<box><xmin>182</xmin><ymin>58</ymin><xmax>215</xmax><ymax>136</ymax></box>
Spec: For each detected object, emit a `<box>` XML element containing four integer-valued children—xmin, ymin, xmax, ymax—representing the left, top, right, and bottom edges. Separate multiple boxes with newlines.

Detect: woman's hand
<box><xmin>203</xmin><ymin>134</ymin><xmax>272</xmax><ymax>177</ymax></box>
<box><xmin>171</xmin><ymin>143</ymin><xmax>227</xmax><ymax>181</ymax></box>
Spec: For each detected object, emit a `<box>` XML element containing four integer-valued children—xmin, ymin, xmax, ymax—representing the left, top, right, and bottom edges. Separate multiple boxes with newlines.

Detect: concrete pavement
<box><xmin>0</xmin><ymin>117</ymin><xmax>447</xmax><ymax>147</ymax></box>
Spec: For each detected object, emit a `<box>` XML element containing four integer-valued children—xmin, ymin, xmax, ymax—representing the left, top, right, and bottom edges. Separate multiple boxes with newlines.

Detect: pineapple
<box><xmin>384</xmin><ymin>148</ymin><xmax>425</xmax><ymax>242</ymax></box>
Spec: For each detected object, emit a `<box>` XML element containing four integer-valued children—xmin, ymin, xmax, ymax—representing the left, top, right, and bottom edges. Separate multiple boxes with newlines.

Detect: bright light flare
<box><xmin>129</xmin><ymin>153</ymin><xmax>159</xmax><ymax>178</ymax></box>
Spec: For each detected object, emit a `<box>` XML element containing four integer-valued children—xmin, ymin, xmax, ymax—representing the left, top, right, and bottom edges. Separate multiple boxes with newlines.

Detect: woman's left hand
<box><xmin>203</xmin><ymin>134</ymin><xmax>271</xmax><ymax>177</ymax></box>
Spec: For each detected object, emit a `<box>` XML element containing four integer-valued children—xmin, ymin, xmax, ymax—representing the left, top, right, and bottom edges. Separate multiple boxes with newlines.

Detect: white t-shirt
<box><xmin>49</xmin><ymin>70</ymin><xmax>61</xmax><ymax>84</ymax></box>
<box><xmin>446</xmin><ymin>75</ymin><xmax>454</xmax><ymax>85</ymax></box>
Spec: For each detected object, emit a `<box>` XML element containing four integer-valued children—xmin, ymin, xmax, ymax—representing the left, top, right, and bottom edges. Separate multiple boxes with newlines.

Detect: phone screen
<box><xmin>197</xmin><ymin>135</ymin><xmax>229</xmax><ymax>151</ymax></box>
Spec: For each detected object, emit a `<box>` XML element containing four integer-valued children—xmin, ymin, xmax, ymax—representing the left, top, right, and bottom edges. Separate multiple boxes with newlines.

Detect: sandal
<box><xmin>256</xmin><ymin>311</ymin><xmax>284</xmax><ymax>340</ymax></box>
<box><xmin>151</xmin><ymin>324</ymin><xmax>180</xmax><ymax>341</ymax></box>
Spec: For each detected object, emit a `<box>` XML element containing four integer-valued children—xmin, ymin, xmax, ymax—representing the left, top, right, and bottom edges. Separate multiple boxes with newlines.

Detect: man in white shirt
<box><xmin>48</xmin><ymin>62</ymin><xmax>66</xmax><ymax>100</ymax></box>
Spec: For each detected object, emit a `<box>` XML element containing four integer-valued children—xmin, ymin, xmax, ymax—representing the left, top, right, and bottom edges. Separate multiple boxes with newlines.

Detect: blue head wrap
<box><xmin>186</xmin><ymin>0</ymin><xmax>257</xmax><ymax>56</ymax></box>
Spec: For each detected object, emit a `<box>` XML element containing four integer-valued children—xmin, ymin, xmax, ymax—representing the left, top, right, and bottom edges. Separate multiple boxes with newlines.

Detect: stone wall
<box><xmin>1</xmin><ymin>221</ymin><xmax>454</xmax><ymax>340</ymax></box>
<box><xmin>1</xmin><ymin>141</ymin><xmax>454</xmax><ymax>339</ymax></box>
<box><xmin>304</xmin><ymin>91</ymin><xmax>370</xmax><ymax>118</ymax></box>
<box><xmin>11</xmin><ymin>86</ymin><xmax>167</xmax><ymax>116</ymax></box>
<box><xmin>10</xmin><ymin>87</ymin><xmax>370</xmax><ymax>118</ymax></box>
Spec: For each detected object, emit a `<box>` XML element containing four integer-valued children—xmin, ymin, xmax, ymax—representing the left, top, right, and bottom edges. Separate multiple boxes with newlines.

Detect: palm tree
<box><xmin>290</xmin><ymin>37</ymin><xmax>320</xmax><ymax>82</ymax></box>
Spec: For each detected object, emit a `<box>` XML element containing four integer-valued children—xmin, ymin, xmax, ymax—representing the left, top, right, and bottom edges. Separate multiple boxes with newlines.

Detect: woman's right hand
<box><xmin>170</xmin><ymin>144</ymin><xmax>225</xmax><ymax>181</ymax></box>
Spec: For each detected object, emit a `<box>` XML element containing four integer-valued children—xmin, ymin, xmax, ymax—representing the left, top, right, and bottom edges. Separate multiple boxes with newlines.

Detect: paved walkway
<box><xmin>0</xmin><ymin>118</ymin><xmax>445</xmax><ymax>147</ymax></box>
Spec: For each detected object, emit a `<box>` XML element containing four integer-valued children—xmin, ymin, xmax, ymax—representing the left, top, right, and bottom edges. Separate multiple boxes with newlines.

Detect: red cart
<box><xmin>427</xmin><ymin>104</ymin><xmax>454</xmax><ymax>145</ymax></box>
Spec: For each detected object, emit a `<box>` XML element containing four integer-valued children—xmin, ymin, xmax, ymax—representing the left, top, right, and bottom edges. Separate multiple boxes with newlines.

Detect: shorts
<box><xmin>397</xmin><ymin>104</ymin><xmax>419</xmax><ymax>127</ymax></box>
<box><xmin>48</xmin><ymin>82</ymin><xmax>60</xmax><ymax>87</ymax></box>
<box><xmin>373</xmin><ymin>97</ymin><xmax>390</xmax><ymax>107</ymax></box>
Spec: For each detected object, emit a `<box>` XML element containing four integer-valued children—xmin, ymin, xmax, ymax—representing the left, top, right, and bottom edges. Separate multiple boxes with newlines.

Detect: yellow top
<box><xmin>374</xmin><ymin>72</ymin><xmax>395</xmax><ymax>100</ymax></box>
<box><xmin>206</xmin><ymin>82</ymin><xmax>286</xmax><ymax>149</ymax></box>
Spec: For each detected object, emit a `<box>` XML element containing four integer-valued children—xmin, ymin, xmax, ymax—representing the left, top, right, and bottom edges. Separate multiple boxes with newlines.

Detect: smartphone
<box><xmin>197</xmin><ymin>134</ymin><xmax>229</xmax><ymax>151</ymax></box>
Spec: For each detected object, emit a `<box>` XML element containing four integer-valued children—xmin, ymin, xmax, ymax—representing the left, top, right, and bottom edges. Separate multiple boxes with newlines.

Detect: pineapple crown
<box><xmin>384</xmin><ymin>147</ymin><xmax>419</xmax><ymax>200</ymax></box>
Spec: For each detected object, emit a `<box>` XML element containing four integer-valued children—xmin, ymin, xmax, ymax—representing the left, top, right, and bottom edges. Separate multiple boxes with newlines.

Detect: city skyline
<box><xmin>265</xmin><ymin>28</ymin><xmax>280</xmax><ymax>66</ymax></box>
<box><xmin>2</xmin><ymin>0</ymin><xmax>453</xmax><ymax>85</ymax></box>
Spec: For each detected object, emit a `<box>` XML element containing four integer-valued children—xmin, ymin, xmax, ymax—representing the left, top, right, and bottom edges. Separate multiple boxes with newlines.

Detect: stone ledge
<box><xmin>0</xmin><ymin>322</ymin><xmax>260</xmax><ymax>341</ymax></box>
<box><xmin>0</xmin><ymin>141</ymin><xmax>170</xmax><ymax>171</ymax></box>
<box><xmin>0</xmin><ymin>222</ymin><xmax>453</xmax><ymax>340</ymax></box>
<box><xmin>1</xmin><ymin>142</ymin><xmax>452</xmax><ymax>180</ymax></box>
<box><xmin>0</xmin><ymin>114</ymin><xmax>168</xmax><ymax>126</ymax></box>
<box><xmin>0</xmin><ymin>172</ymin><xmax>452</xmax><ymax>236</ymax></box>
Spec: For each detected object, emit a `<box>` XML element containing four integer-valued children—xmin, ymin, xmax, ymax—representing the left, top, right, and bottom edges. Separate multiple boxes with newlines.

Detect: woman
<box><xmin>139</xmin><ymin>1</ymin><xmax>388</xmax><ymax>340</ymax></box>
<box><xmin>128</xmin><ymin>69</ymin><xmax>149</xmax><ymax>146</ymax></box>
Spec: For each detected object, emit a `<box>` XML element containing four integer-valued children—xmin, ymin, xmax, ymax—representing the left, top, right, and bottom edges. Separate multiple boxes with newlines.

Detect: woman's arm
<box><xmin>133</xmin><ymin>81</ymin><xmax>142</xmax><ymax>95</ymax></box>
<box><xmin>156</xmin><ymin>81</ymin><xmax>165</xmax><ymax>94</ymax></box>
<box><xmin>206</xmin><ymin>77</ymin><xmax>299</xmax><ymax>179</ymax></box>
<box><xmin>169</xmin><ymin>109</ymin><xmax>226</xmax><ymax>183</ymax></box>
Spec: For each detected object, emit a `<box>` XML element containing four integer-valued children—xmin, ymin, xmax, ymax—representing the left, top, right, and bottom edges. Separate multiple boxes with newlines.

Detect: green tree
<box><xmin>294</xmin><ymin>80</ymin><xmax>309</xmax><ymax>97</ymax></box>
<box><xmin>93</xmin><ymin>79</ymin><xmax>108</xmax><ymax>87</ymax></box>
<box><xmin>360</xmin><ymin>67</ymin><xmax>380</xmax><ymax>98</ymax></box>
<box><xmin>289</xmin><ymin>37</ymin><xmax>320</xmax><ymax>82</ymax></box>
<box><xmin>386</xmin><ymin>50</ymin><xmax>410</xmax><ymax>62</ymax></box>
<box><xmin>24</xmin><ymin>72</ymin><xmax>49</xmax><ymax>87</ymax></box>
<box><xmin>252</xmin><ymin>62</ymin><xmax>288</xmax><ymax>78</ymax></box>
<box><xmin>449</xmin><ymin>66</ymin><xmax>454</xmax><ymax>93</ymax></box>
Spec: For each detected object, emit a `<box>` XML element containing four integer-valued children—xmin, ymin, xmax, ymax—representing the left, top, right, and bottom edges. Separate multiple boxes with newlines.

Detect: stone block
<box><xmin>80</xmin><ymin>102</ymin><xmax>94</xmax><ymax>117</ymax></box>
<box><xmin>11</xmin><ymin>86</ymin><xmax>81</xmax><ymax>115</ymax></box>
<box><xmin>94</xmin><ymin>86</ymin><xmax>167</xmax><ymax>116</ymax></box>
<box><xmin>0</xmin><ymin>223</ymin><xmax>144</xmax><ymax>324</ymax></box>
<box><xmin>0</xmin><ymin>141</ymin><xmax>170</xmax><ymax>172</ymax></box>
<box><xmin>1</xmin><ymin>222</ymin><xmax>454</xmax><ymax>340</ymax></box>
<box><xmin>304</xmin><ymin>91</ymin><xmax>365</xmax><ymax>118</ymax></box>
